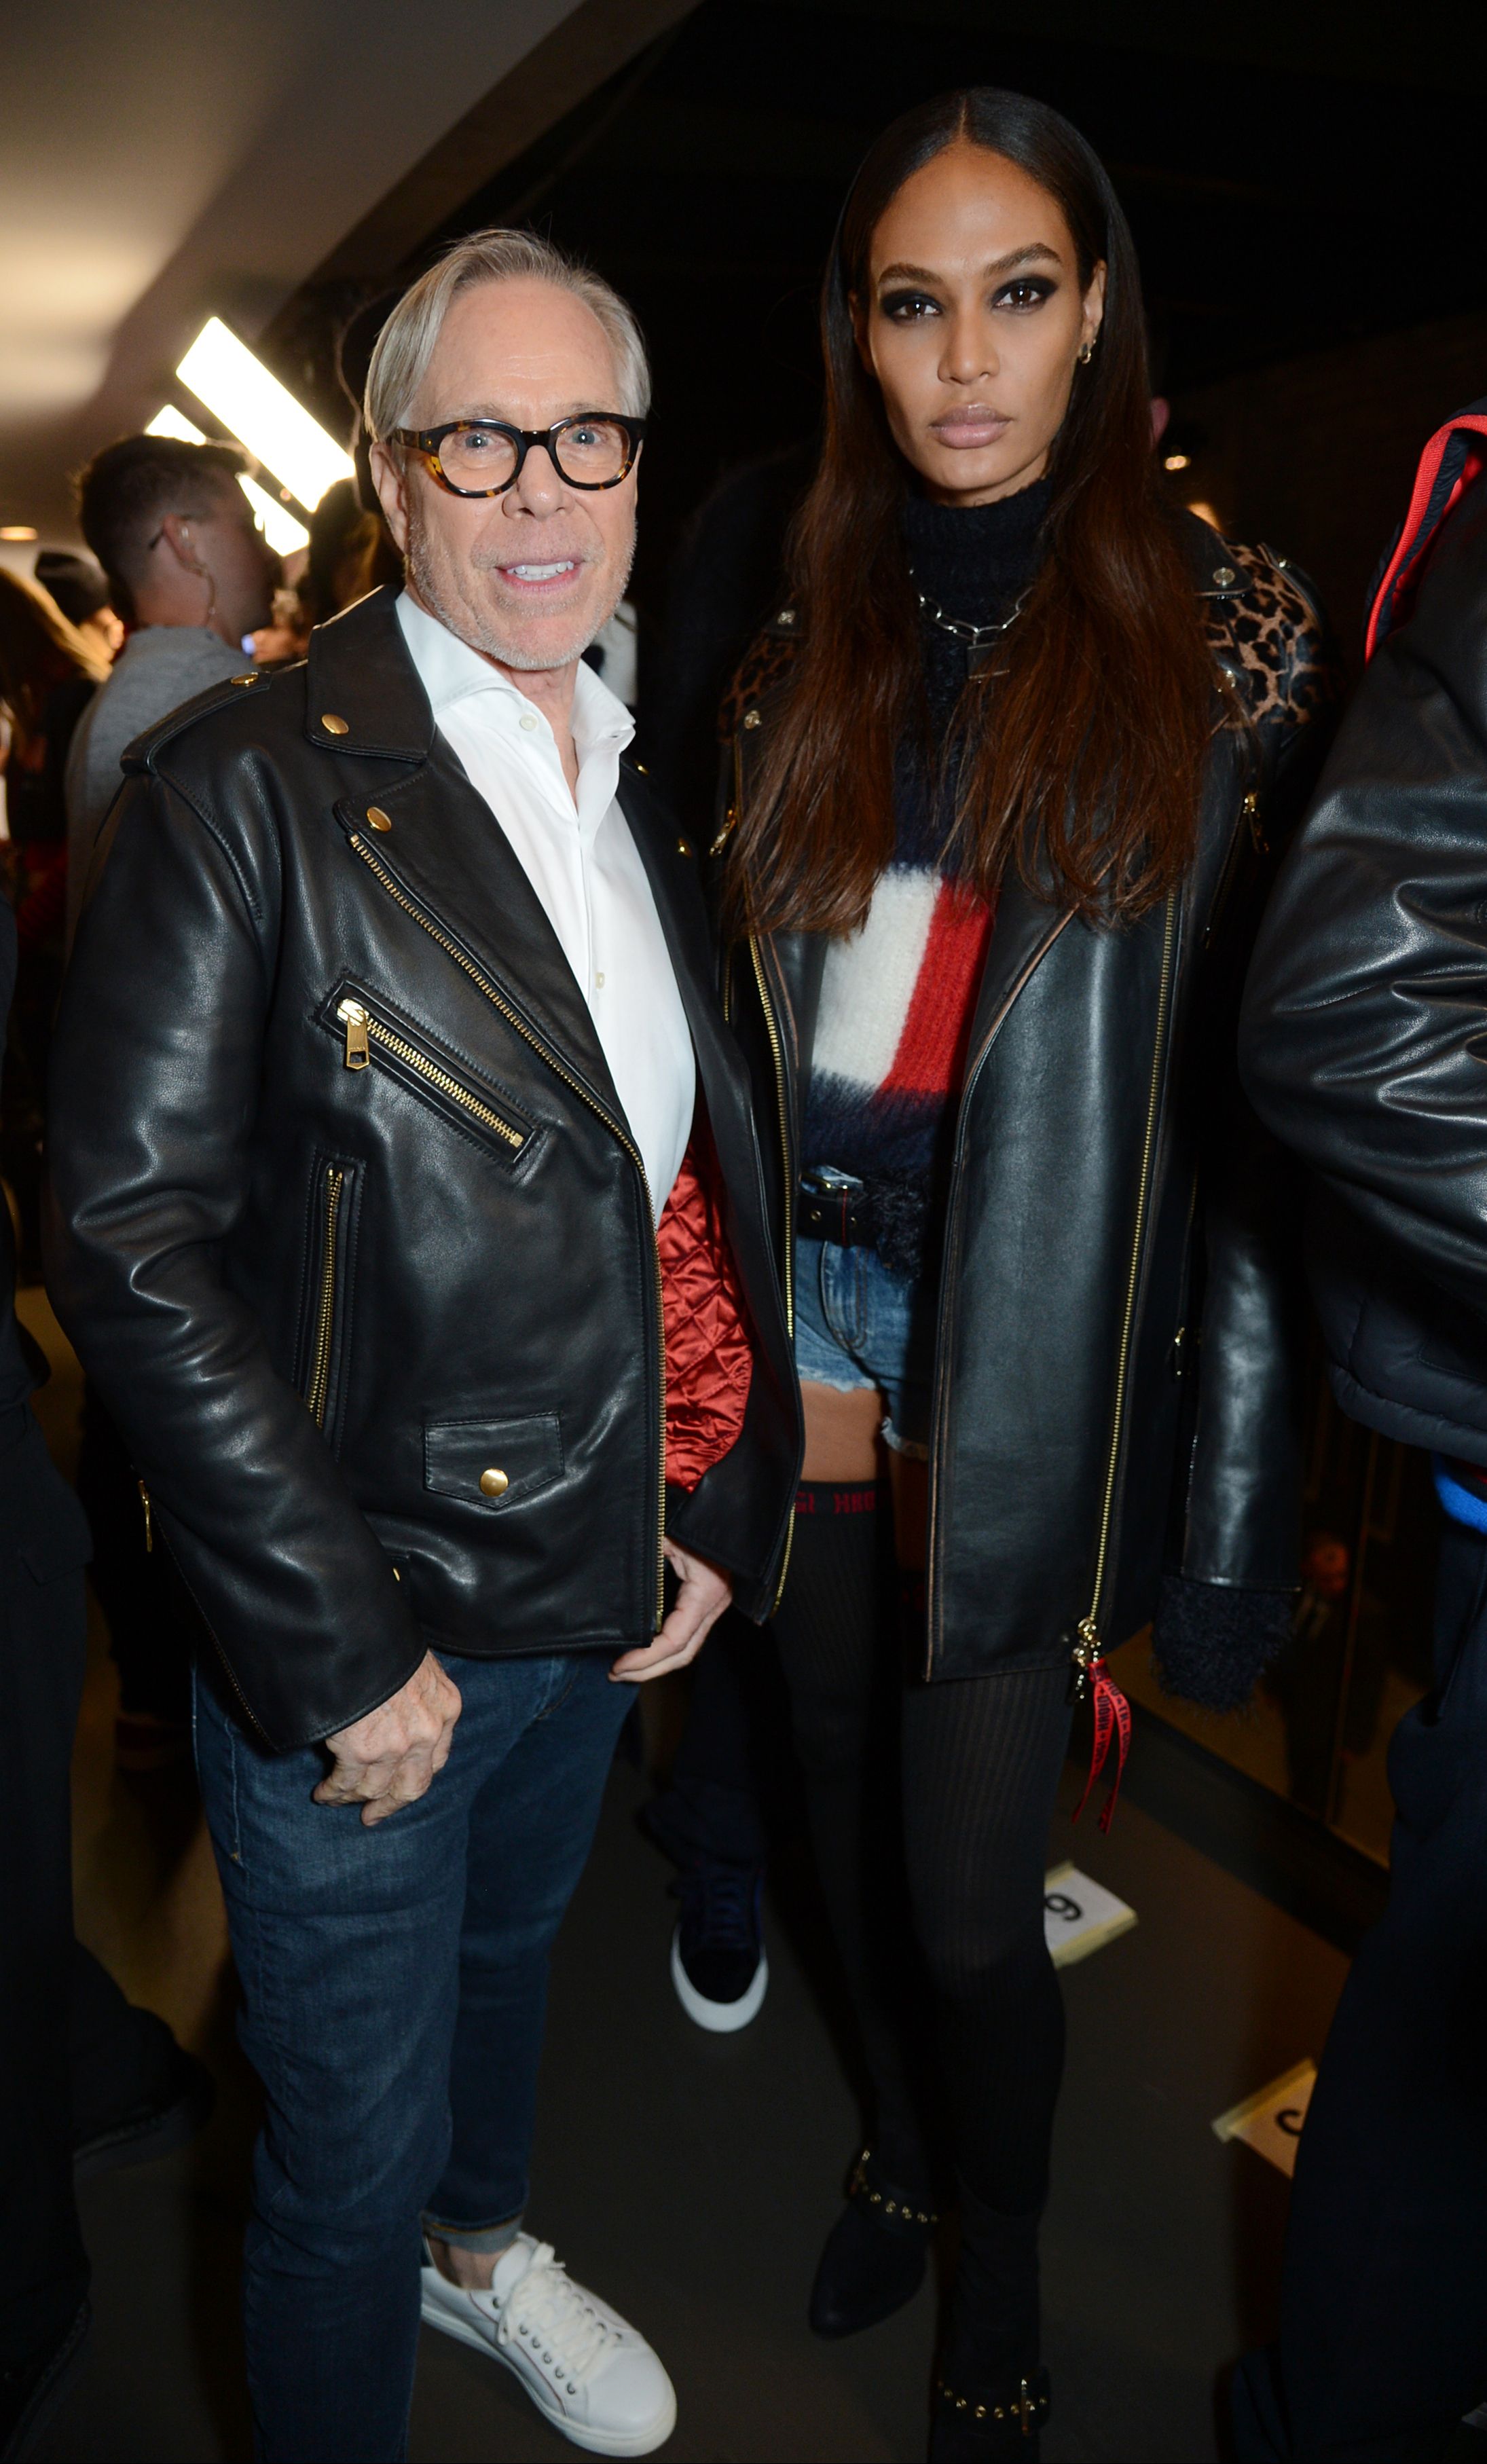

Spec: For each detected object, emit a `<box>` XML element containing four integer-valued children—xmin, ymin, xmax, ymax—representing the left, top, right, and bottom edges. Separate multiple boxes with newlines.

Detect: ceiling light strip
<box><xmin>176</xmin><ymin>318</ymin><xmax>352</xmax><ymax>512</ymax></box>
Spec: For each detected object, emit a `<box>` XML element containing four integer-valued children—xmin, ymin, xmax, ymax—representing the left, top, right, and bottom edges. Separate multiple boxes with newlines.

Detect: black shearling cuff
<box><xmin>1150</xmin><ymin>1573</ymin><xmax>1296</xmax><ymax>1712</ymax></box>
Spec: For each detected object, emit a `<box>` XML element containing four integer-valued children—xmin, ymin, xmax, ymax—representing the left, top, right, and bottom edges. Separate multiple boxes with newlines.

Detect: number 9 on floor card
<box><xmin>1042</xmin><ymin>1862</ymin><xmax>1137</xmax><ymax>1968</ymax></box>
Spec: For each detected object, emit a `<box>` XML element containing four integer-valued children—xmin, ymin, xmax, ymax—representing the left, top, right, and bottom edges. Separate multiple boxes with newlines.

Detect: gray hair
<box><xmin>364</xmin><ymin>228</ymin><xmax>650</xmax><ymax>442</ymax></box>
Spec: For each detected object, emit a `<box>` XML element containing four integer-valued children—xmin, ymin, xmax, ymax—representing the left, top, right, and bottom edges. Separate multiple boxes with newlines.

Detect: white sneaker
<box><xmin>420</xmin><ymin>2232</ymin><xmax>677</xmax><ymax>2456</ymax></box>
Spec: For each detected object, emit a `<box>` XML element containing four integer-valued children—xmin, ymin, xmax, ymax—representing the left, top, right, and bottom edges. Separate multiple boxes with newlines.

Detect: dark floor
<box><xmin>26</xmin><ymin>1288</ymin><xmax>1350</xmax><ymax>2463</ymax></box>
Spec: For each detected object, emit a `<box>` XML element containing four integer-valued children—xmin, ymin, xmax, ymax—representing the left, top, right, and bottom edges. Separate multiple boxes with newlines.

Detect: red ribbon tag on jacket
<box><xmin>1071</xmin><ymin>1655</ymin><xmax>1132</xmax><ymax>1833</ymax></box>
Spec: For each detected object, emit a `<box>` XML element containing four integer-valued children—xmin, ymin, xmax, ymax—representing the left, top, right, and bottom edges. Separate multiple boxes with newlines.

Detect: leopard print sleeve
<box><xmin>1206</xmin><ymin>539</ymin><xmax>1344</xmax><ymax>772</ymax></box>
<box><xmin>718</xmin><ymin>623</ymin><xmax>799</xmax><ymax>744</ymax></box>
<box><xmin>712</xmin><ymin>621</ymin><xmax>801</xmax><ymax>860</ymax></box>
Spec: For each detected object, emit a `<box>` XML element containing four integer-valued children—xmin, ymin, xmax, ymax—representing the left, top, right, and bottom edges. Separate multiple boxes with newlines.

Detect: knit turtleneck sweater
<box><xmin>801</xmin><ymin>479</ymin><xmax>1050</xmax><ymax>1280</ymax></box>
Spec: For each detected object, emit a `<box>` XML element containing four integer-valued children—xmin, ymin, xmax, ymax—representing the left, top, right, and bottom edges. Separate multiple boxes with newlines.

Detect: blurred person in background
<box><xmin>637</xmin><ymin>444</ymin><xmax>814</xmax><ymax>2033</ymax></box>
<box><xmin>297</xmin><ymin>473</ymin><xmax>381</xmax><ymax>628</ymax></box>
<box><xmin>0</xmin><ymin>864</ymin><xmax>211</xmax><ymax>2464</ymax></box>
<box><xmin>1237</xmin><ymin>399</ymin><xmax>1487</xmax><ymax>2463</ymax></box>
<box><xmin>247</xmin><ymin>478</ymin><xmax>384</xmax><ymax>665</ymax></box>
<box><xmin>721</xmin><ymin>90</ymin><xmax>1336</xmax><ymax>2458</ymax></box>
<box><xmin>59</xmin><ymin>434</ymin><xmax>277</xmax><ymax>1769</ymax></box>
<box><xmin>65</xmin><ymin>433</ymin><xmax>278</xmax><ymax>942</ymax></box>
<box><xmin>0</xmin><ymin>573</ymin><xmax>109</xmax><ymax>1272</ymax></box>
<box><xmin>31</xmin><ymin>553</ymin><xmax>123</xmax><ymax>666</ymax></box>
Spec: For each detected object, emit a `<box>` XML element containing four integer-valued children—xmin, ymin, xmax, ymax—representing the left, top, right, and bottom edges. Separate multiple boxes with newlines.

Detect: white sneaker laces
<box><xmin>498</xmin><ymin>2245</ymin><xmax>617</xmax><ymax>2387</ymax></box>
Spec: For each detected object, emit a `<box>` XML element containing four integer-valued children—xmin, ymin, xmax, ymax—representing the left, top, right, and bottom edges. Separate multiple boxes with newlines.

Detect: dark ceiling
<box><xmin>272</xmin><ymin>0</ymin><xmax>1487</xmax><ymax>618</ymax></box>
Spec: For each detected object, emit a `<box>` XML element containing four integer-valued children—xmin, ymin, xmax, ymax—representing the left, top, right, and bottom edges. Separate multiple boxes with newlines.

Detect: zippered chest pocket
<box><xmin>318</xmin><ymin>981</ymin><xmax>537</xmax><ymax>1162</ymax></box>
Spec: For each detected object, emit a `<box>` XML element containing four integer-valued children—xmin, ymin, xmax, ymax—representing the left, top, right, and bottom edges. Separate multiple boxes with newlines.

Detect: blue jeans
<box><xmin>193</xmin><ymin>1647</ymin><xmax>631</xmax><ymax>2463</ymax></box>
<box><xmin>792</xmin><ymin>1234</ymin><xmax>936</xmax><ymax>1456</ymax></box>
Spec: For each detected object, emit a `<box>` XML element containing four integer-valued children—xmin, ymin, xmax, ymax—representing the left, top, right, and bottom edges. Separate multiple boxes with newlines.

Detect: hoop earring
<box><xmin>1077</xmin><ymin>339</ymin><xmax>1096</xmax><ymax>365</ymax></box>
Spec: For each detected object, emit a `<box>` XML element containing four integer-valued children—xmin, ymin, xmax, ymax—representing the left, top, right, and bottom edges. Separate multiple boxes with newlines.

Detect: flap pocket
<box><xmin>424</xmin><ymin>1414</ymin><xmax>564</xmax><ymax>1511</ymax></box>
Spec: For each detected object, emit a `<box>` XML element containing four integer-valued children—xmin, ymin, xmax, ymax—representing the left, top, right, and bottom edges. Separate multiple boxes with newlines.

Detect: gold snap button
<box><xmin>232</xmin><ymin>674</ymin><xmax>257</xmax><ymax>686</ymax></box>
<box><xmin>366</xmin><ymin>806</ymin><xmax>392</xmax><ymax>832</ymax></box>
<box><xmin>479</xmin><ymin>1468</ymin><xmax>509</xmax><ymax>1498</ymax></box>
<box><xmin>321</xmin><ymin>712</ymin><xmax>350</xmax><ymax>735</ymax></box>
<box><xmin>1212</xmin><ymin>566</ymin><xmax>1236</xmax><ymax>589</ymax></box>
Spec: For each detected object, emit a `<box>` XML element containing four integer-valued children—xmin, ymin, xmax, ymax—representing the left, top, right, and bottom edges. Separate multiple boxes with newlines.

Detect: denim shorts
<box><xmin>793</xmin><ymin>1234</ymin><xmax>936</xmax><ymax>1457</ymax></box>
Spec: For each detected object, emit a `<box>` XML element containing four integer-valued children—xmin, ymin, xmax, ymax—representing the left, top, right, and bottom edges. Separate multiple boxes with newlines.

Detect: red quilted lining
<box><xmin>657</xmin><ymin>1122</ymin><xmax>753</xmax><ymax>1492</ymax></box>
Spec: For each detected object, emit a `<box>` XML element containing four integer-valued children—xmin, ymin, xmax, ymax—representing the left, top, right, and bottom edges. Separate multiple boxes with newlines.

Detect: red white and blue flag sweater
<box><xmin>799</xmin><ymin>483</ymin><xmax>1048</xmax><ymax>1279</ymax></box>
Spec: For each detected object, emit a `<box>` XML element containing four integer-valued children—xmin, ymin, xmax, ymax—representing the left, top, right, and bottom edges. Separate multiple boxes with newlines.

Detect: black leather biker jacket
<box><xmin>45</xmin><ymin>587</ymin><xmax>801</xmax><ymax>1750</ymax></box>
<box><xmin>1242</xmin><ymin>475</ymin><xmax>1487</xmax><ymax>1463</ymax></box>
<box><xmin>721</xmin><ymin>515</ymin><xmax>1338</xmax><ymax>1691</ymax></box>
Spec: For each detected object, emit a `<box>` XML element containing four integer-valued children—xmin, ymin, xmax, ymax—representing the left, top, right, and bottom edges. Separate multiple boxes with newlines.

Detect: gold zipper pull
<box><xmin>337</xmin><ymin>1000</ymin><xmax>370</xmax><ymax>1069</ymax></box>
<box><xmin>137</xmin><ymin>1477</ymin><xmax>153</xmax><ymax>1553</ymax></box>
<box><xmin>1071</xmin><ymin>1613</ymin><xmax>1102</xmax><ymax>1699</ymax></box>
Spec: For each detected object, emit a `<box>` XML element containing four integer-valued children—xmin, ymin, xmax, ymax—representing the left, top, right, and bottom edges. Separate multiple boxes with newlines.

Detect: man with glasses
<box><xmin>48</xmin><ymin>230</ymin><xmax>799</xmax><ymax>2461</ymax></box>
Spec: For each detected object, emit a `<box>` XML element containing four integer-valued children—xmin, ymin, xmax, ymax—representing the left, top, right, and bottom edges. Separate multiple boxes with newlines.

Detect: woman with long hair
<box><xmin>720</xmin><ymin>90</ymin><xmax>1336</xmax><ymax>2457</ymax></box>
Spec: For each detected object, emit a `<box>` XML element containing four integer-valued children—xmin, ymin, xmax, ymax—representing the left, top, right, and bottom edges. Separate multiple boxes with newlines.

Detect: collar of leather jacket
<box><xmin>306</xmin><ymin>586</ymin><xmax>453</xmax><ymax>760</ymax></box>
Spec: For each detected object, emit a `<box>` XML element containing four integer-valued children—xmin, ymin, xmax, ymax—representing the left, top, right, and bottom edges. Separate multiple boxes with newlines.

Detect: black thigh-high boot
<box><xmin>773</xmin><ymin>1479</ymin><xmax>940</xmax><ymax>2336</ymax></box>
<box><xmin>903</xmin><ymin>1662</ymin><xmax>1071</xmax><ymax>2459</ymax></box>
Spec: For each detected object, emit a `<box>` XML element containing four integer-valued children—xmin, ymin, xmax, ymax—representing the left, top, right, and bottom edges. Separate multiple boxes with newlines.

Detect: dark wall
<box><xmin>271</xmin><ymin>1</ymin><xmax>1487</xmax><ymax>672</ymax></box>
<box><xmin>406</xmin><ymin>0</ymin><xmax>1487</xmax><ymax>638</ymax></box>
<box><xmin>1173</xmin><ymin>312</ymin><xmax>1487</xmax><ymax>665</ymax></box>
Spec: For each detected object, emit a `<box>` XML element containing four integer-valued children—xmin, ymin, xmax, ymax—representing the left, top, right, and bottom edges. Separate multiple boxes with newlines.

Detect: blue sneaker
<box><xmin>669</xmin><ymin>1862</ymin><xmax>768</xmax><ymax>2033</ymax></box>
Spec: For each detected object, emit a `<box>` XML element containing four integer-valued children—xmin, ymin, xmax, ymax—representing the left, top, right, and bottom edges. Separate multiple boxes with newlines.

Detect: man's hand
<box><xmin>314</xmin><ymin>1649</ymin><xmax>462</xmax><ymax>1826</ymax></box>
<box><xmin>609</xmin><ymin>1540</ymin><xmax>732</xmax><ymax>1683</ymax></box>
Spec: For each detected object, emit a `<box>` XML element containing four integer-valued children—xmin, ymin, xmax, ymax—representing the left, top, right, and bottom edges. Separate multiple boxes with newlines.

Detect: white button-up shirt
<box><xmin>397</xmin><ymin>592</ymin><xmax>695</xmax><ymax>1222</ymax></box>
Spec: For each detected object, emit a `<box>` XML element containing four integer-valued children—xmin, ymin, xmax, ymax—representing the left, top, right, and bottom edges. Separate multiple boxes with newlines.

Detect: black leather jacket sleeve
<box><xmin>45</xmin><ymin>769</ymin><xmax>426</xmax><ymax>1744</ymax></box>
<box><xmin>1173</xmin><ymin>560</ymin><xmax>1337</xmax><ymax>1598</ymax></box>
<box><xmin>1241</xmin><ymin>484</ymin><xmax>1487</xmax><ymax>1353</ymax></box>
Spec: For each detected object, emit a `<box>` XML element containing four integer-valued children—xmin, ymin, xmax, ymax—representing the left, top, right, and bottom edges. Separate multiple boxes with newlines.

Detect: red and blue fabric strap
<box><xmin>1365</xmin><ymin>409</ymin><xmax>1487</xmax><ymax>661</ymax></box>
<box><xmin>1071</xmin><ymin>1653</ymin><xmax>1133</xmax><ymax>1834</ymax></box>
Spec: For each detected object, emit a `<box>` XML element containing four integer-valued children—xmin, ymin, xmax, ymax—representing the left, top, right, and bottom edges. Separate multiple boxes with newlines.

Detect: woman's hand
<box><xmin>609</xmin><ymin>1540</ymin><xmax>732</xmax><ymax>1682</ymax></box>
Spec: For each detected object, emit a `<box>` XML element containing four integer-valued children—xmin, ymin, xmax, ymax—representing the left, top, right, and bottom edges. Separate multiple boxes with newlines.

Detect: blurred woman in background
<box><xmin>0</xmin><ymin>570</ymin><xmax>108</xmax><ymax>1264</ymax></box>
<box><xmin>721</xmin><ymin>88</ymin><xmax>1336</xmax><ymax>2458</ymax></box>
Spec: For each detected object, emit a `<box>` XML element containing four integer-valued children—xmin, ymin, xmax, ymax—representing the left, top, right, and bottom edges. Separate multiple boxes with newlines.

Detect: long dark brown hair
<box><xmin>0</xmin><ymin>568</ymin><xmax>108</xmax><ymax>730</ymax></box>
<box><xmin>731</xmin><ymin>89</ymin><xmax>1221</xmax><ymax>936</ymax></box>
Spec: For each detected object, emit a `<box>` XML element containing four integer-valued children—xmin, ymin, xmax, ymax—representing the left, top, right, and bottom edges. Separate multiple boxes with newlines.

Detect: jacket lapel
<box><xmin>618</xmin><ymin>769</ymin><xmax>726</xmax><ymax>1056</ymax></box>
<box><xmin>962</xmin><ymin>875</ymin><xmax>1076</xmax><ymax>1078</ymax></box>
<box><xmin>343</xmin><ymin>745</ymin><xmax>623</xmax><ymax>1116</ymax></box>
<box><xmin>310</xmin><ymin>590</ymin><xmax>621</xmax><ymax>1115</ymax></box>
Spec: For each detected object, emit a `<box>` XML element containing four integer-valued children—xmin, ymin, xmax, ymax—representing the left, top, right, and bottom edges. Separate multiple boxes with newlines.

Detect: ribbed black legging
<box><xmin>774</xmin><ymin>1482</ymin><xmax>1072</xmax><ymax>2219</ymax></box>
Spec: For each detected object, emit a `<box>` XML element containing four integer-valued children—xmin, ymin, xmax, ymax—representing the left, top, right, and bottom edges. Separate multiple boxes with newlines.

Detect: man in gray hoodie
<box><xmin>65</xmin><ymin>433</ymin><xmax>278</xmax><ymax>940</ymax></box>
<box><xmin>62</xmin><ymin>433</ymin><xmax>280</xmax><ymax>1764</ymax></box>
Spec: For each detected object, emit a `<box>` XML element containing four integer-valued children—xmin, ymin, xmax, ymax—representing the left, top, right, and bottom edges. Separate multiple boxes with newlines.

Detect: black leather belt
<box><xmin>798</xmin><ymin>1174</ymin><xmax>877</xmax><ymax>1249</ymax></box>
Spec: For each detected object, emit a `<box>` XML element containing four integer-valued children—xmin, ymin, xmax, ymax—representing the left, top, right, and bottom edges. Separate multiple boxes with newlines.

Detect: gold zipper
<box><xmin>748</xmin><ymin>938</ymin><xmax>794</xmax><ymax>1339</ymax></box>
<box><xmin>305</xmin><ymin>1165</ymin><xmax>344</xmax><ymax>1429</ymax></box>
<box><xmin>347</xmin><ymin>835</ymin><xmax>667</xmax><ymax>1628</ymax></box>
<box><xmin>336</xmin><ymin>999</ymin><xmax>524</xmax><ymax>1148</ymax></box>
<box><xmin>1072</xmin><ymin>892</ymin><xmax>1178</xmax><ymax>1691</ymax></box>
<box><xmin>748</xmin><ymin>933</ymin><xmax>796</xmax><ymax>1610</ymax></box>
